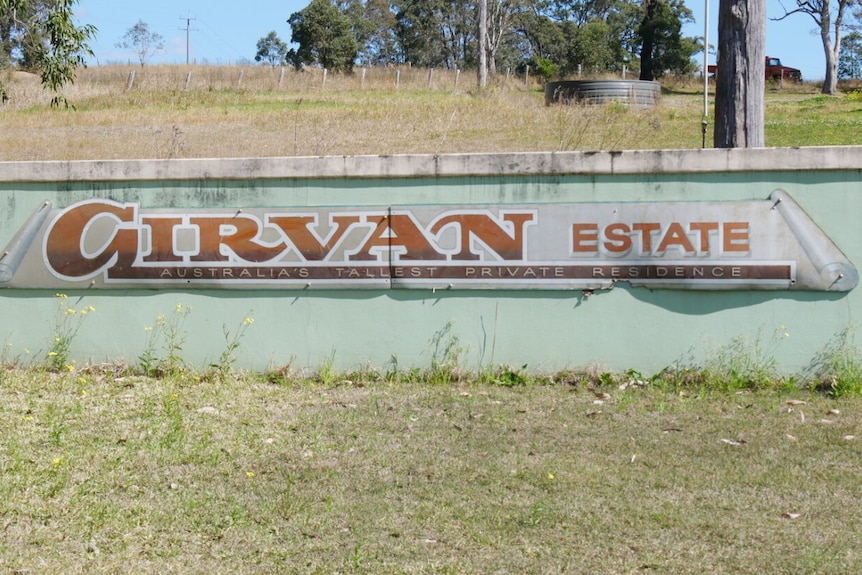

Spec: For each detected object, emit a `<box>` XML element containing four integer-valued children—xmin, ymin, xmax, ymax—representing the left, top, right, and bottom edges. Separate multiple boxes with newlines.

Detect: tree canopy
<box><xmin>0</xmin><ymin>0</ymin><xmax>96</xmax><ymax>105</ymax></box>
<box><xmin>838</xmin><ymin>30</ymin><xmax>862</xmax><ymax>79</ymax></box>
<box><xmin>115</xmin><ymin>20</ymin><xmax>163</xmax><ymax>68</ymax></box>
<box><xmin>776</xmin><ymin>0</ymin><xmax>859</xmax><ymax>95</ymax></box>
<box><xmin>255</xmin><ymin>30</ymin><xmax>289</xmax><ymax>66</ymax></box>
<box><xmin>288</xmin><ymin>0</ymin><xmax>359</xmax><ymax>72</ymax></box>
<box><xmin>282</xmin><ymin>0</ymin><xmax>700</xmax><ymax>79</ymax></box>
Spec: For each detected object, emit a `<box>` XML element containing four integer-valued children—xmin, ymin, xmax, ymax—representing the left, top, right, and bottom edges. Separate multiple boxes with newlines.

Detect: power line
<box><xmin>179</xmin><ymin>14</ymin><xmax>198</xmax><ymax>65</ymax></box>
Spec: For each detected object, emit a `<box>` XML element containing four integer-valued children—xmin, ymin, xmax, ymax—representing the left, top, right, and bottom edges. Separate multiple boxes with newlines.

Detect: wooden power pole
<box><xmin>713</xmin><ymin>0</ymin><xmax>766</xmax><ymax>148</ymax></box>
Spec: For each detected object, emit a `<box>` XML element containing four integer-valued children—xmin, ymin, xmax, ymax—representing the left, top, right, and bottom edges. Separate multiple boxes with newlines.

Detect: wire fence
<box><xmin>1</xmin><ymin>64</ymin><xmax>538</xmax><ymax>109</ymax></box>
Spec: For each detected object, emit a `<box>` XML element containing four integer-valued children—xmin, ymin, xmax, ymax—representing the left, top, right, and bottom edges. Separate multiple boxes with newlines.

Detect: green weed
<box><xmin>428</xmin><ymin>321</ymin><xmax>464</xmax><ymax>385</ymax></box>
<box><xmin>656</xmin><ymin>326</ymin><xmax>792</xmax><ymax>392</ymax></box>
<box><xmin>138</xmin><ymin>303</ymin><xmax>191</xmax><ymax>377</ymax></box>
<box><xmin>45</xmin><ymin>293</ymin><xmax>94</xmax><ymax>372</ymax></box>
<box><xmin>806</xmin><ymin>325</ymin><xmax>862</xmax><ymax>397</ymax></box>
<box><xmin>207</xmin><ymin>312</ymin><xmax>254</xmax><ymax>381</ymax></box>
<box><xmin>492</xmin><ymin>364</ymin><xmax>530</xmax><ymax>387</ymax></box>
<box><xmin>317</xmin><ymin>349</ymin><xmax>338</xmax><ymax>385</ymax></box>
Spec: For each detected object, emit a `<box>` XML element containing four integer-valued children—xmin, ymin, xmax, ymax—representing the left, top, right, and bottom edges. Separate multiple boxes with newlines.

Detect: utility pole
<box><xmin>702</xmin><ymin>0</ymin><xmax>709</xmax><ymax>148</ymax></box>
<box><xmin>477</xmin><ymin>0</ymin><xmax>487</xmax><ymax>88</ymax></box>
<box><xmin>179</xmin><ymin>14</ymin><xmax>197</xmax><ymax>65</ymax></box>
<box><xmin>714</xmin><ymin>0</ymin><xmax>765</xmax><ymax>148</ymax></box>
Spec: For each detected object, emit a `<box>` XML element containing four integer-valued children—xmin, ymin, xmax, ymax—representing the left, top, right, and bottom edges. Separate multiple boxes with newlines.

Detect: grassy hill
<box><xmin>2</xmin><ymin>65</ymin><xmax>861</xmax><ymax>161</ymax></box>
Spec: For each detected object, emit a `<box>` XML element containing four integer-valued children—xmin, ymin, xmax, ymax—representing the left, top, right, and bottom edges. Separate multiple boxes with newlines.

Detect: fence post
<box><xmin>455</xmin><ymin>68</ymin><xmax>460</xmax><ymax>87</ymax></box>
<box><xmin>126</xmin><ymin>69</ymin><xmax>135</xmax><ymax>91</ymax></box>
<box><xmin>323</xmin><ymin>68</ymin><xmax>328</xmax><ymax>88</ymax></box>
<box><xmin>361</xmin><ymin>68</ymin><xmax>367</xmax><ymax>89</ymax></box>
<box><xmin>428</xmin><ymin>68</ymin><xmax>434</xmax><ymax>87</ymax></box>
<box><xmin>237</xmin><ymin>69</ymin><xmax>244</xmax><ymax>88</ymax></box>
<box><xmin>525</xmin><ymin>66</ymin><xmax>530</xmax><ymax>86</ymax></box>
<box><xmin>278</xmin><ymin>66</ymin><xmax>285</xmax><ymax>89</ymax></box>
<box><xmin>184</xmin><ymin>71</ymin><xmax>192</xmax><ymax>90</ymax></box>
<box><xmin>396</xmin><ymin>69</ymin><xmax>400</xmax><ymax>89</ymax></box>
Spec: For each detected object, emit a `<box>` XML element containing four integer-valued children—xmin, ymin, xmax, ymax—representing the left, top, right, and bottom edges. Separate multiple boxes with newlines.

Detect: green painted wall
<box><xmin>0</xmin><ymin>150</ymin><xmax>859</xmax><ymax>374</ymax></box>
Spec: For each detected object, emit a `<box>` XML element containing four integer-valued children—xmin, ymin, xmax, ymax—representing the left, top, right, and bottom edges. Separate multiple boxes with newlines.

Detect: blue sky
<box><xmin>74</xmin><ymin>0</ymin><xmax>827</xmax><ymax>80</ymax></box>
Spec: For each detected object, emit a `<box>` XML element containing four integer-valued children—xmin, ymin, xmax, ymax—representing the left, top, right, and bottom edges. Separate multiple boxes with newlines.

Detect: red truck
<box><xmin>707</xmin><ymin>57</ymin><xmax>802</xmax><ymax>82</ymax></box>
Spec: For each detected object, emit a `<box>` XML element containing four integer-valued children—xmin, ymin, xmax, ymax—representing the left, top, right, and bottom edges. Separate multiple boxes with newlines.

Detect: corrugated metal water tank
<box><xmin>544</xmin><ymin>80</ymin><xmax>661</xmax><ymax>107</ymax></box>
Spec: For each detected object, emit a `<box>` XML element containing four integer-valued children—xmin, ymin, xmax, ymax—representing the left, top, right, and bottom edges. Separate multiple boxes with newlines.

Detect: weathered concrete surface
<box><xmin>1</xmin><ymin>147</ymin><xmax>860</xmax><ymax>374</ymax></box>
<box><xmin>2</xmin><ymin>147</ymin><xmax>861</xmax><ymax>183</ymax></box>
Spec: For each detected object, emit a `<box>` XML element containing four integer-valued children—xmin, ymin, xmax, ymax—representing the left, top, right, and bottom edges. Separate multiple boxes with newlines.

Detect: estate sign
<box><xmin>0</xmin><ymin>189</ymin><xmax>855</xmax><ymax>291</ymax></box>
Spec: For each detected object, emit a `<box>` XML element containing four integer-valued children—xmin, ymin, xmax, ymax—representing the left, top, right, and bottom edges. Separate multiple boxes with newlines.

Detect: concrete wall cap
<box><xmin>0</xmin><ymin>146</ymin><xmax>859</xmax><ymax>182</ymax></box>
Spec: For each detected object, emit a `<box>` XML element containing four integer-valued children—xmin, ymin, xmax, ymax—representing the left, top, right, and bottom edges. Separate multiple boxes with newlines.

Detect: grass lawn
<box><xmin>0</xmin><ymin>370</ymin><xmax>860</xmax><ymax>573</ymax></box>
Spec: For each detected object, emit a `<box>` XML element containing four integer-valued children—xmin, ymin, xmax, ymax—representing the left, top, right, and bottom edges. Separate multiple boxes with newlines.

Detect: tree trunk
<box><xmin>639</xmin><ymin>0</ymin><xmax>657</xmax><ymax>81</ymax></box>
<box><xmin>821</xmin><ymin>15</ymin><xmax>838</xmax><ymax>94</ymax></box>
<box><xmin>478</xmin><ymin>0</ymin><xmax>488</xmax><ymax>87</ymax></box>
<box><xmin>713</xmin><ymin>0</ymin><xmax>766</xmax><ymax>148</ymax></box>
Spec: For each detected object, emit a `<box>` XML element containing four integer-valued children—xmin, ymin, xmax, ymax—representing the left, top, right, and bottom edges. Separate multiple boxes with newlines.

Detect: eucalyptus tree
<box><xmin>359</xmin><ymin>0</ymin><xmax>400</xmax><ymax>64</ymax></box>
<box><xmin>838</xmin><ymin>30</ymin><xmax>862</xmax><ymax>78</ymax></box>
<box><xmin>255</xmin><ymin>31</ymin><xmax>289</xmax><ymax>66</ymax></box>
<box><xmin>0</xmin><ymin>0</ymin><xmax>55</xmax><ymax>68</ymax></box>
<box><xmin>0</xmin><ymin>0</ymin><xmax>95</xmax><ymax>105</ymax></box>
<box><xmin>115</xmin><ymin>20</ymin><xmax>164</xmax><ymax>68</ymax></box>
<box><xmin>394</xmin><ymin>0</ymin><xmax>476</xmax><ymax>69</ymax></box>
<box><xmin>288</xmin><ymin>0</ymin><xmax>359</xmax><ymax>72</ymax></box>
<box><xmin>486</xmin><ymin>0</ymin><xmax>530</xmax><ymax>73</ymax></box>
<box><xmin>638</xmin><ymin>0</ymin><xmax>698</xmax><ymax>80</ymax></box>
<box><xmin>304</xmin><ymin>0</ymin><xmax>698</xmax><ymax>80</ymax></box>
<box><xmin>776</xmin><ymin>0</ymin><xmax>861</xmax><ymax>94</ymax></box>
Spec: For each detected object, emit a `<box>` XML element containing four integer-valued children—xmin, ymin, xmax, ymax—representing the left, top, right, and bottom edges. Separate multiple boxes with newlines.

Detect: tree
<box><xmin>486</xmin><ymin>0</ymin><xmax>529</xmax><ymax>74</ymax></box>
<box><xmin>394</xmin><ymin>0</ymin><xmax>475</xmax><ymax>69</ymax></box>
<box><xmin>0</xmin><ymin>0</ymin><xmax>96</xmax><ymax>106</ymax></box>
<box><xmin>714</xmin><ymin>0</ymin><xmax>765</xmax><ymax>148</ymax></box>
<box><xmin>838</xmin><ymin>30</ymin><xmax>862</xmax><ymax>78</ymax></box>
<box><xmin>510</xmin><ymin>0</ymin><xmax>696</xmax><ymax>79</ymax></box>
<box><xmin>0</xmin><ymin>0</ymin><xmax>53</xmax><ymax>69</ymax></box>
<box><xmin>255</xmin><ymin>30</ymin><xmax>289</xmax><ymax>66</ymax></box>
<box><xmin>639</xmin><ymin>0</ymin><xmax>659</xmax><ymax>79</ymax></box>
<box><xmin>115</xmin><ymin>20</ymin><xmax>163</xmax><ymax>68</ymax></box>
<box><xmin>288</xmin><ymin>0</ymin><xmax>358</xmax><ymax>72</ymax></box>
<box><xmin>638</xmin><ymin>0</ymin><xmax>698</xmax><ymax>80</ymax></box>
<box><xmin>776</xmin><ymin>0</ymin><xmax>858</xmax><ymax>94</ymax></box>
<box><xmin>360</xmin><ymin>0</ymin><xmax>399</xmax><ymax>65</ymax></box>
<box><xmin>478</xmin><ymin>0</ymin><xmax>487</xmax><ymax>85</ymax></box>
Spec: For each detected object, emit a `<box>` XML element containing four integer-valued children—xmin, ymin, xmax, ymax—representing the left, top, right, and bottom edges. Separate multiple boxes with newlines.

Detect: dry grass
<box><xmin>0</xmin><ymin>370</ymin><xmax>860</xmax><ymax>573</ymax></box>
<box><xmin>2</xmin><ymin>64</ymin><xmax>856</xmax><ymax>161</ymax></box>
